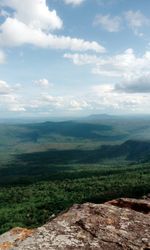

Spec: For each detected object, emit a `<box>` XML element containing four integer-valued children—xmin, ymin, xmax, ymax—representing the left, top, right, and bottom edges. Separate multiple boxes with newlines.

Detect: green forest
<box><xmin>0</xmin><ymin>116</ymin><xmax>150</xmax><ymax>234</ymax></box>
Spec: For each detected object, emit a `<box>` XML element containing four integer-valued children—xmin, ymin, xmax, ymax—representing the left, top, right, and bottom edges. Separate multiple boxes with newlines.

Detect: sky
<box><xmin>0</xmin><ymin>0</ymin><xmax>150</xmax><ymax>118</ymax></box>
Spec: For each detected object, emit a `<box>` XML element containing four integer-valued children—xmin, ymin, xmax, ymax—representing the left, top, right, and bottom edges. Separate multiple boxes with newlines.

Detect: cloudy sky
<box><xmin>0</xmin><ymin>0</ymin><xmax>150</xmax><ymax>117</ymax></box>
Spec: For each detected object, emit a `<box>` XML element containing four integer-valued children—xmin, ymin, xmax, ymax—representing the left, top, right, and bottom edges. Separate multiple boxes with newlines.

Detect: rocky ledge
<box><xmin>0</xmin><ymin>197</ymin><xmax>150</xmax><ymax>250</ymax></box>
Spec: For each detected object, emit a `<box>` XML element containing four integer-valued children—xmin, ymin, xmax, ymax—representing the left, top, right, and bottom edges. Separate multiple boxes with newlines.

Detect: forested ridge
<box><xmin>0</xmin><ymin>118</ymin><xmax>150</xmax><ymax>234</ymax></box>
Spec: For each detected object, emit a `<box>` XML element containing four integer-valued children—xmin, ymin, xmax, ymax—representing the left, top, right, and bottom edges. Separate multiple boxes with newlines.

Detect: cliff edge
<box><xmin>0</xmin><ymin>197</ymin><xmax>150</xmax><ymax>250</ymax></box>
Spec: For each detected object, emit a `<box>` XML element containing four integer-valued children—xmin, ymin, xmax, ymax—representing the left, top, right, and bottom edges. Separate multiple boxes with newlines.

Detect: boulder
<box><xmin>0</xmin><ymin>197</ymin><xmax>150</xmax><ymax>250</ymax></box>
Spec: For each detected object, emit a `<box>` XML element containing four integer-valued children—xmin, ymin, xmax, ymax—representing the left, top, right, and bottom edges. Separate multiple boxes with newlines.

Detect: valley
<box><xmin>0</xmin><ymin>115</ymin><xmax>150</xmax><ymax>234</ymax></box>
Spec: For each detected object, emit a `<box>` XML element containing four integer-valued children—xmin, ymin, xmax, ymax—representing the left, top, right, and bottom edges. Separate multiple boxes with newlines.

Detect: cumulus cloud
<box><xmin>6</xmin><ymin>95</ymin><xmax>26</xmax><ymax>112</ymax></box>
<box><xmin>93</xmin><ymin>10</ymin><xmax>149</xmax><ymax>36</ymax></box>
<box><xmin>1</xmin><ymin>78</ymin><xmax>150</xmax><ymax>114</ymax></box>
<box><xmin>125</xmin><ymin>10</ymin><xmax>150</xmax><ymax>36</ymax></box>
<box><xmin>34</xmin><ymin>78</ymin><xmax>53</xmax><ymax>88</ymax></box>
<box><xmin>93</xmin><ymin>49</ymin><xmax>150</xmax><ymax>80</ymax></box>
<box><xmin>0</xmin><ymin>79</ymin><xmax>111</xmax><ymax>114</ymax></box>
<box><xmin>41</xmin><ymin>94</ymin><xmax>65</xmax><ymax>108</ymax></box>
<box><xmin>33</xmin><ymin>94</ymin><xmax>91</xmax><ymax>112</ymax></box>
<box><xmin>94</xmin><ymin>14</ymin><xmax>122</xmax><ymax>32</ymax></box>
<box><xmin>64</xmin><ymin>0</ymin><xmax>85</xmax><ymax>6</ymax></box>
<box><xmin>0</xmin><ymin>80</ymin><xmax>12</xmax><ymax>94</ymax></box>
<box><xmin>125</xmin><ymin>10</ymin><xmax>149</xmax><ymax>29</ymax></box>
<box><xmin>0</xmin><ymin>80</ymin><xmax>26</xmax><ymax>112</ymax></box>
<box><xmin>64</xmin><ymin>49</ymin><xmax>150</xmax><ymax>80</ymax></box>
<box><xmin>0</xmin><ymin>18</ymin><xmax>104</xmax><ymax>52</ymax></box>
<box><xmin>30</xmin><ymin>85</ymin><xmax>150</xmax><ymax>114</ymax></box>
<box><xmin>92</xmin><ymin>84</ymin><xmax>114</xmax><ymax>94</ymax></box>
<box><xmin>64</xmin><ymin>49</ymin><xmax>150</xmax><ymax>97</ymax></box>
<box><xmin>0</xmin><ymin>0</ymin><xmax>105</xmax><ymax>52</ymax></box>
<box><xmin>41</xmin><ymin>94</ymin><xmax>89</xmax><ymax>110</ymax></box>
<box><xmin>90</xmin><ymin>84</ymin><xmax>149</xmax><ymax>113</ymax></box>
<box><xmin>64</xmin><ymin>53</ymin><xmax>99</xmax><ymax>65</ymax></box>
<box><xmin>1</xmin><ymin>0</ymin><xmax>63</xmax><ymax>31</ymax></box>
<box><xmin>69</xmin><ymin>99</ymin><xmax>90</xmax><ymax>110</ymax></box>
<box><xmin>116</xmin><ymin>74</ymin><xmax>150</xmax><ymax>93</ymax></box>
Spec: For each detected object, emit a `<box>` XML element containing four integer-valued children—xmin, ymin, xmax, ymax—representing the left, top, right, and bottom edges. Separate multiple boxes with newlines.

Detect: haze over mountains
<box><xmin>1</xmin><ymin>114</ymin><xmax>150</xmax><ymax>148</ymax></box>
<box><xmin>0</xmin><ymin>0</ymin><xmax>150</xmax><ymax>247</ymax></box>
<box><xmin>1</xmin><ymin>114</ymin><xmax>150</xmax><ymax>182</ymax></box>
<box><xmin>0</xmin><ymin>114</ymin><xmax>150</xmax><ymax>235</ymax></box>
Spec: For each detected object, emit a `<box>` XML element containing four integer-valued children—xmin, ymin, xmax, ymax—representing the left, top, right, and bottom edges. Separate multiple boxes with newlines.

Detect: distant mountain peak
<box><xmin>86</xmin><ymin>114</ymin><xmax>116</xmax><ymax>120</ymax></box>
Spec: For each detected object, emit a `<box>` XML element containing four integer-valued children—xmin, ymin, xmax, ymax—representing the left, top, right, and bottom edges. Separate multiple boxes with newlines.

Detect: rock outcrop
<box><xmin>0</xmin><ymin>197</ymin><xmax>150</xmax><ymax>250</ymax></box>
<box><xmin>0</xmin><ymin>228</ymin><xmax>35</xmax><ymax>250</ymax></box>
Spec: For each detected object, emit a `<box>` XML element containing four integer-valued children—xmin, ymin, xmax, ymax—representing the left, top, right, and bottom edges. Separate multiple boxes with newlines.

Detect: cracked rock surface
<box><xmin>0</xmin><ymin>197</ymin><xmax>150</xmax><ymax>250</ymax></box>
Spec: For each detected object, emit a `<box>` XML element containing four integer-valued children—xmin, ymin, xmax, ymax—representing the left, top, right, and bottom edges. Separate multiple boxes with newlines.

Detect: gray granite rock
<box><xmin>0</xmin><ymin>197</ymin><xmax>150</xmax><ymax>250</ymax></box>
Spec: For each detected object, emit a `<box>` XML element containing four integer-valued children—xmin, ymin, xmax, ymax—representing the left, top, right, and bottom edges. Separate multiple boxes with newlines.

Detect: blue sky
<box><xmin>0</xmin><ymin>0</ymin><xmax>150</xmax><ymax>118</ymax></box>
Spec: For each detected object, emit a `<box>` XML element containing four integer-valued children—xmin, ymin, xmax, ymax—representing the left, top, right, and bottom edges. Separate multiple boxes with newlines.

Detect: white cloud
<box><xmin>125</xmin><ymin>10</ymin><xmax>150</xmax><ymax>36</ymax></box>
<box><xmin>92</xmin><ymin>78</ymin><xmax>150</xmax><ymax>97</ymax></box>
<box><xmin>64</xmin><ymin>0</ymin><xmax>85</xmax><ymax>6</ymax></box>
<box><xmin>92</xmin><ymin>84</ymin><xmax>114</xmax><ymax>94</ymax></box>
<box><xmin>115</xmin><ymin>74</ymin><xmax>150</xmax><ymax>93</ymax></box>
<box><xmin>69</xmin><ymin>99</ymin><xmax>90</xmax><ymax>110</ymax></box>
<box><xmin>64</xmin><ymin>49</ymin><xmax>150</xmax><ymax>96</ymax></box>
<box><xmin>93</xmin><ymin>49</ymin><xmax>150</xmax><ymax>81</ymax></box>
<box><xmin>125</xmin><ymin>10</ymin><xmax>149</xmax><ymax>29</ymax></box>
<box><xmin>41</xmin><ymin>94</ymin><xmax>65</xmax><ymax>108</ymax></box>
<box><xmin>90</xmin><ymin>84</ymin><xmax>149</xmax><ymax>113</ymax></box>
<box><xmin>1</xmin><ymin>0</ymin><xmax>63</xmax><ymax>31</ymax></box>
<box><xmin>7</xmin><ymin>96</ymin><xmax>26</xmax><ymax>112</ymax></box>
<box><xmin>33</xmin><ymin>94</ymin><xmax>91</xmax><ymax>112</ymax></box>
<box><xmin>0</xmin><ymin>80</ymin><xmax>26</xmax><ymax>112</ymax></box>
<box><xmin>0</xmin><ymin>18</ymin><xmax>105</xmax><ymax>52</ymax></box>
<box><xmin>1</xmin><ymin>78</ymin><xmax>150</xmax><ymax>114</ymax></box>
<box><xmin>0</xmin><ymin>80</ymin><xmax>12</xmax><ymax>94</ymax></box>
<box><xmin>93</xmin><ymin>11</ymin><xmax>150</xmax><ymax>36</ymax></box>
<box><xmin>0</xmin><ymin>1</ymin><xmax>105</xmax><ymax>53</ymax></box>
<box><xmin>64</xmin><ymin>53</ymin><xmax>99</xmax><ymax>65</ymax></box>
<box><xmin>65</xmin><ymin>49</ymin><xmax>150</xmax><ymax>80</ymax></box>
<box><xmin>94</xmin><ymin>14</ymin><xmax>122</xmax><ymax>32</ymax></box>
<box><xmin>34</xmin><ymin>78</ymin><xmax>53</xmax><ymax>88</ymax></box>
<box><xmin>24</xmin><ymin>87</ymin><xmax>150</xmax><ymax>114</ymax></box>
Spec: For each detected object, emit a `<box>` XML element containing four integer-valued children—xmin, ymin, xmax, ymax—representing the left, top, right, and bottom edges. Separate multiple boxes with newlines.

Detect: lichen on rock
<box><xmin>0</xmin><ymin>197</ymin><xmax>150</xmax><ymax>250</ymax></box>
